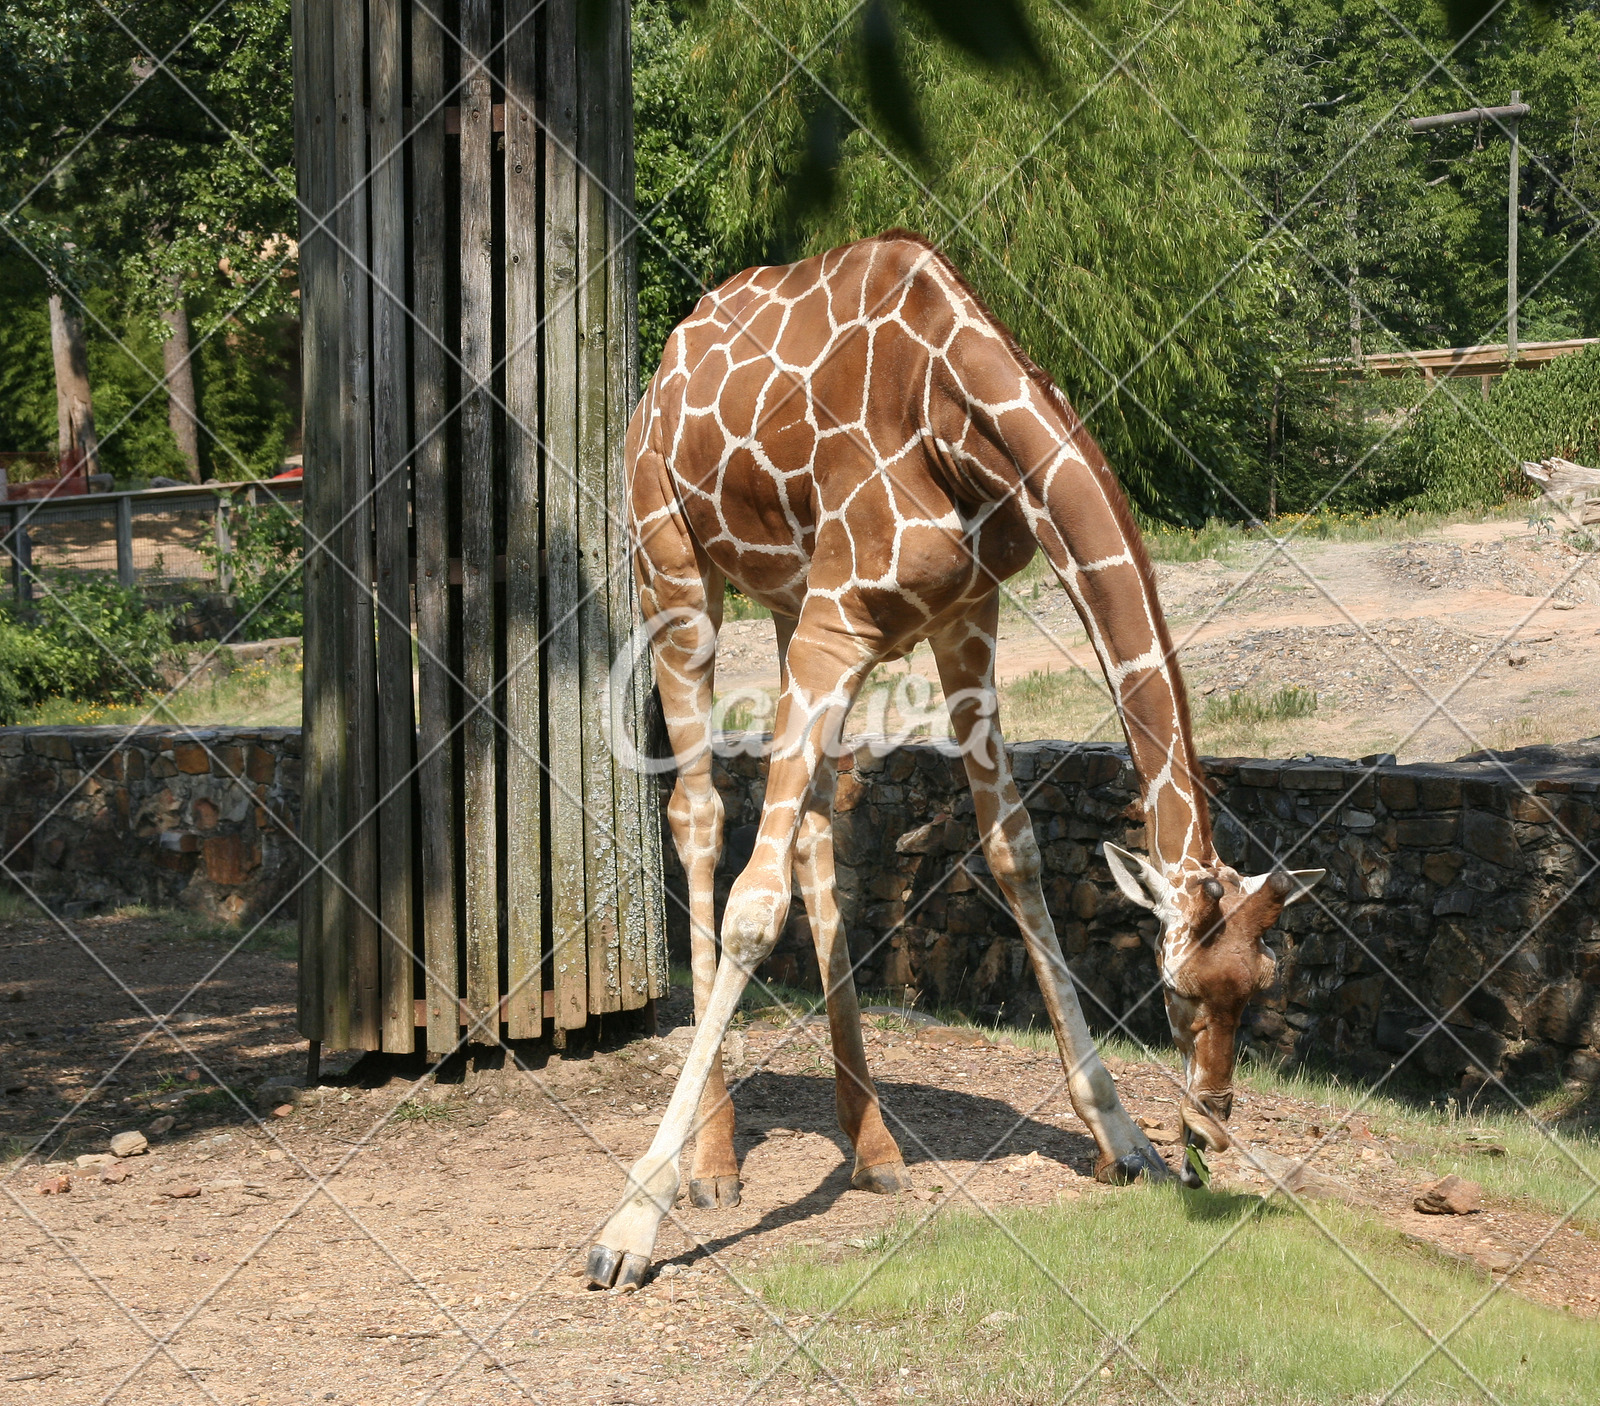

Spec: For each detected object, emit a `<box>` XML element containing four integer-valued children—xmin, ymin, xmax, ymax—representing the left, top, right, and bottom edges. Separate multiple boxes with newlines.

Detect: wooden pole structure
<box><xmin>291</xmin><ymin>0</ymin><xmax>666</xmax><ymax>1057</ymax></box>
<box><xmin>1507</xmin><ymin>91</ymin><xmax>1520</xmax><ymax>364</ymax></box>
<box><xmin>1407</xmin><ymin>97</ymin><xmax>1529</xmax><ymax>363</ymax></box>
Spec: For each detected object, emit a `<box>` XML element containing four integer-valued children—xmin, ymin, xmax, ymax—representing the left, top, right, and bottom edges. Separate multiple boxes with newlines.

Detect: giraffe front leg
<box><xmin>590</xmin><ymin>634</ymin><xmax>878</xmax><ymax>1286</ymax></box>
<box><xmin>586</xmin><ymin>949</ymin><xmax>757</xmax><ymax>1290</ymax></box>
<box><xmin>932</xmin><ymin>610</ymin><xmax>1171</xmax><ymax>1185</ymax></box>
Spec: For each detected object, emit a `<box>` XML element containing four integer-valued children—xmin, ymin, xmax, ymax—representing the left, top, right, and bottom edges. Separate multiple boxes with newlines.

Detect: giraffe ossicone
<box><xmin>587</xmin><ymin>231</ymin><xmax>1324</xmax><ymax>1290</ymax></box>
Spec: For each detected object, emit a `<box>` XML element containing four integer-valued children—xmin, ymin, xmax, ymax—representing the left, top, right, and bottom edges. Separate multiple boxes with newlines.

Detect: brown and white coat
<box><xmin>588</xmin><ymin>233</ymin><xmax>1321</xmax><ymax>1290</ymax></box>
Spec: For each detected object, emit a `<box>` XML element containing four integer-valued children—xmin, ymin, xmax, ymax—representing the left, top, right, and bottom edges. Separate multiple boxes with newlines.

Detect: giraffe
<box><xmin>586</xmin><ymin>231</ymin><xmax>1324</xmax><ymax>1290</ymax></box>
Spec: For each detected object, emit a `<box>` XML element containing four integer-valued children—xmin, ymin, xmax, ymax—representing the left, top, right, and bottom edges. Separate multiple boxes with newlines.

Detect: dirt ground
<box><xmin>714</xmin><ymin>516</ymin><xmax>1600</xmax><ymax>761</ymax></box>
<box><xmin>3</xmin><ymin>911</ymin><xmax>1597</xmax><ymax>1406</ymax></box>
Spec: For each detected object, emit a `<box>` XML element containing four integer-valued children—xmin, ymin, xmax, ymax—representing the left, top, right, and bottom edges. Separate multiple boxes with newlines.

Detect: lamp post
<box><xmin>1408</xmin><ymin>94</ymin><xmax>1528</xmax><ymax>363</ymax></box>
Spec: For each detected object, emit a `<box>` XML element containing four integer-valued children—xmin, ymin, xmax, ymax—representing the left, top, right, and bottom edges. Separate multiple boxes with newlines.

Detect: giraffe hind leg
<box><xmin>795</xmin><ymin>792</ymin><xmax>911</xmax><ymax>1195</ymax></box>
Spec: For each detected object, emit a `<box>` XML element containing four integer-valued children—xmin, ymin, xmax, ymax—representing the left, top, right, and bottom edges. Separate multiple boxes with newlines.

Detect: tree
<box><xmin>686</xmin><ymin>0</ymin><xmax>1263</xmax><ymax>521</ymax></box>
<box><xmin>48</xmin><ymin>293</ymin><xmax>100</xmax><ymax>475</ymax></box>
<box><xmin>2</xmin><ymin>1</ymin><xmax>297</xmax><ymax>480</ymax></box>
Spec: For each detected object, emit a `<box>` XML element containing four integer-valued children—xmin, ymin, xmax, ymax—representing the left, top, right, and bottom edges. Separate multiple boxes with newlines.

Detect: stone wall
<box><xmin>0</xmin><ymin>726</ymin><xmax>301</xmax><ymax>923</ymax></box>
<box><xmin>3</xmin><ymin>720</ymin><xmax>1595</xmax><ymax>1091</ymax></box>
<box><xmin>671</xmin><ymin>736</ymin><xmax>1600</xmax><ymax>1091</ymax></box>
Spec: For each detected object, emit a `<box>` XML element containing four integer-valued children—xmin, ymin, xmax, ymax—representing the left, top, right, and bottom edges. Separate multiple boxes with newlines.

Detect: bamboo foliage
<box><xmin>292</xmin><ymin>0</ymin><xmax>665</xmax><ymax>1056</ymax></box>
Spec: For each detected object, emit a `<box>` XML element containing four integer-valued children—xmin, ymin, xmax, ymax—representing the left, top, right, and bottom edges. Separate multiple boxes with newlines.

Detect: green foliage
<box><xmin>191</xmin><ymin>321</ymin><xmax>296</xmax><ymax>481</ymax></box>
<box><xmin>633</xmin><ymin>0</ymin><xmax>732</xmax><ymax>379</ymax></box>
<box><xmin>0</xmin><ymin>252</ymin><xmax>294</xmax><ymax>484</ymax></box>
<box><xmin>689</xmin><ymin>0</ymin><xmax>1262</xmax><ymax>521</ymax></box>
<box><xmin>1</xmin><ymin>2</ymin><xmax>298</xmax><ymax>480</ymax></box>
<box><xmin>200</xmin><ymin>500</ymin><xmax>303</xmax><ymax>640</ymax></box>
<box><xmin>1202</xmin><ymin>685</ymin><xmax>1319</xmax><ymax>726</ymax></box>
<box><xmin>1380</xmin><ymin>345</ymin><xmax>1600</xmax><ymax>511</ymax></box>
<box><xmin>0</xmin><ymin>261</ymin><xmax>57</xmax><ymax>455</ymax></box>
<box><xmin>655</xmin><ymin>0</ymin><xmax>1599</xmax><ymax>523</ymax></box>
<box><xmin>0</xmin><ymin>578</ymin><xmax>173</xmax><ymax>720</ymax></box>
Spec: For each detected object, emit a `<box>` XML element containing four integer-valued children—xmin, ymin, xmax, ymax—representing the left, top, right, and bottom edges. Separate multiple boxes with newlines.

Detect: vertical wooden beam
<box><xmin>293</xmin><ymin>0</ymin><xmax>337</xmax><ymax>1045</ymax></box>
<box><xmin>370</xmin><ymin>0</ymin><xmax>416</xmax><ymax>1053</ymax></box>
<box><xmin>459</xmin><ymin>0</ymin><xmax>499</xmax><ymax>1037</ymax></box>
<box><xmin>335</xmin><ymin>0</ymin><xmax>381</xmax><ymax>1051</ymax></box>
<box><xmin>543</xmin><ymin>0</ymin><xmax>589</xmax><ymax>1029</ymax></box>
<box><xmin>115</xmin><ymin>494</ymin><xmax>134</xmax><ymax>589</ymax></box>
<box><xmin>411</xmin><ymin>0</ymin><xmax>459</xmax><ymax>1058</ymax></box>
<box><xmin>213</xmin><ymin>496</ymin><xmax>233</xmax><ymax>593</ymax></box>
<box><xmin>503</xmin><ymin>8</ymin><xmax>543</xmax><ymax>1040</ymax></box>
<box><xmin>602</xmin><ymin>0</ymin><xmax>648</xmax><ymax>1010</ymax></box>
<box><xmin>1507</xmin><ymin>91</ymin><xmax>1520</xmax><ymax>365</ymax></box>
<box><xmin>576</xmin><ymin>0</ymin><xmax>621</xmax><ymax>1015</ymax></box>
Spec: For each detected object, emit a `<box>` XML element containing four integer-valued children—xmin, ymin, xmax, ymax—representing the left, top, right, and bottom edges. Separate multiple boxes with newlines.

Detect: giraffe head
<box><xmin>1103</xmin><ymin>845</ymin><xmax>1323</xmax><ymax>1174</ymax></box>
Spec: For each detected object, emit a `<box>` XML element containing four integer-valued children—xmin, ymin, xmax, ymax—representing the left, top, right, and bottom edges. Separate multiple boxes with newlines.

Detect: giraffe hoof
<box><xmin>688</xmin><ymin>1175</ymin><xmax>742</xmax><ymax>1209</ymax></box>
<box><xmin>1094</xmin><ymin>1149</ymin><xmax>1167</xmax><ymax>1185</ymax></box>
<box><xmin>585</xmin><ymin>1244</ymin><xmax>652</xmax><ymax>1291</ymax></box>
<box><xmin>852</xmin><ymin>1160</ymin><xmax>913</xmax><ymax>1195</ymax></box>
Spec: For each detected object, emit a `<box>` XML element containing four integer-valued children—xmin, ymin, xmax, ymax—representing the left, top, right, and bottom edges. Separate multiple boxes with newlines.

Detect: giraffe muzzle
<box><xmin>1179</xmin><ymin>1096</ymin><xmax>1232</xmax><ymax>1152</ymax></box>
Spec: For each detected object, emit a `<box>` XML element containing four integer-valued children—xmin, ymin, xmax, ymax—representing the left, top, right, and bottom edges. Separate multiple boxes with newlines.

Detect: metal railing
<box><xmin>0</xmin><ymin>477</ymin><xmax>303</xmax><ymax>604</ymax></box>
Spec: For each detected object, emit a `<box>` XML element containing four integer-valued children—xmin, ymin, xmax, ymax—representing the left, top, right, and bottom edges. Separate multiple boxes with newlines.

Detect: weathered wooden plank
<box><xmin>576</xmin><ymin>0</ymin><xmax>621</xmax><ymax>1014</ymax></box>
<box><xmin>291</xmin><ymin>0</ymin><xmax>333</xmax><ymax>1042</ymax></box>
<box><xmin>370</xmin><ymin>0</ymin><xmax>415</xmax><ymax>1054</ymax></box>
<box><xmin>334</xmin><ymin>0</ymin><xmax>380</xmax><ymax>1051</ymax></box>
<box><xmin>459</xmin><ymin>0</ymin><xmax>499</xmax><ymax>1038</ymax></box>
<box><xmin>410</xmin><ymin>2</ymin><xmax>458</xmax><ymax>1058</ymax></box>
<box><xmin>599</xmin><ymin>0</ymin><xmax>648</xmax><ymax>1011</ymax></box>
<box><xmin>503</xmin><ymin>12</ymin><xmax>543</xmax><ymax>1040</ymax></box>
<box><xmin>543</xmin><ymin>0</ymin><xmax>589</xmax><ymax>1029</ymax></box>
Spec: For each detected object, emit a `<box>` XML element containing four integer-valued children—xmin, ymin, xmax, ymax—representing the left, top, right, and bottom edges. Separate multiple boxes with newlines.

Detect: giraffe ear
<box><xmin>1103</xmin><ymin>843</ymin><xmax>1172</xmax><ymax>912</ymax></box>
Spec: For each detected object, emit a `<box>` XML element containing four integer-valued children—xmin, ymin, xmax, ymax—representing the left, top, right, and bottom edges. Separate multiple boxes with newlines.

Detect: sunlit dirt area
<box><xmin>714</xmin><ymin>516</ymin><xmax>1600</xmax><ymax>764</ymax></box>
<box><xmin>3</xmin><ymin>911</ymin><xmax>1596</xmax><ymax>1404</ymax></box>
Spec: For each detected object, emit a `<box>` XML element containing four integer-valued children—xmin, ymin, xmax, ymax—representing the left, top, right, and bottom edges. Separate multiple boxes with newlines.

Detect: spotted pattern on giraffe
<box><xmin>585</xmin><ymin>231</ymin><xmax>1324</xmax><ymax>1289</ymax></box>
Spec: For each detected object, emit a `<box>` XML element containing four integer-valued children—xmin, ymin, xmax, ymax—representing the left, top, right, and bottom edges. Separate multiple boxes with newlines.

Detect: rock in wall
<box><xmin>0</xmin><ymin>726</ymin><xmax>301</xmax><ymax>924</ymax></box>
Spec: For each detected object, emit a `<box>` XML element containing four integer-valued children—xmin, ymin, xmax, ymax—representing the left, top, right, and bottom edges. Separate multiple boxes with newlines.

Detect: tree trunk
<box><xmin>48</xmin><ymin>294</ymin><xmax>101</xmax><ymax>476</ymax></box>
<box><xmin>163</xmin><ymin>284</ymin><xmax>202</xmax><ymax>482</ymax></box>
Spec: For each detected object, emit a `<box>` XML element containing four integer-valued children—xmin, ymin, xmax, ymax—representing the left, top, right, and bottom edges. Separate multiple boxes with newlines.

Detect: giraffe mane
<box><xmin>872</xmin><ymin>228</ymin><xmax>1214</xmax><ymax>860</ymax></box>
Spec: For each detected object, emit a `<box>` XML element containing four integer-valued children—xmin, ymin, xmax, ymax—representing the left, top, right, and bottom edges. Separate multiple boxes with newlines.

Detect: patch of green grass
<box><xmin>754</xmin><ymin>1192</ymin><xmax>1599</xmax><ymax>1405</ymax></box>
<box><xmin>1145</xmin><ymin>517</ymin><xmax>1245</xmax><ymax>562</ymax></box>
<box><xmin>722</xmin><ymin>583</ymin><xmax>772</xmax><ymax>621</ymax></box>
<box><xmin>19</xmin><ymin>659</ymin><xmax>302</xmax><ymax>728</ymax></box>
<box><xmin>1139</xmin><ymin>504</ymin><xmax>1526</xmax><ymax>565</ymax></box>
<box><xmin>1224</xmin><ymin>1054</ymin><xmax>1600</xmax><ymax>1231</ymax></box>
<box><xmin>1201</xmin><ymin>684</ymin><xmax>1319</xmax><ymax>727</ymax></box>
<box><xmin>0</xmin><ymin>887</ymin><xmax>39</xmax><ymax>923</ymax></box>
<box><xmin>112</xmin><ymin>905</ymin><xmax>298</xmax><ymax>959</ymax></box>
<box><xmin>999</xmin><ymin>667</ymin><xmax>1118</xmax><ymax>745</ymax></box>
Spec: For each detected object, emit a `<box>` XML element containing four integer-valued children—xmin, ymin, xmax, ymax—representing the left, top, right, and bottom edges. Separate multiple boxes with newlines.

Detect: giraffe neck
<box><xmin>1060</xmin><ymin>497</ymin><xmax>1212</xmax><ymax>878</ymax></box>
<box><xmin>923</xmin><ymin>262</ymin><xmax>1212</xmax><ymax>876</ymax></box>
